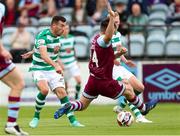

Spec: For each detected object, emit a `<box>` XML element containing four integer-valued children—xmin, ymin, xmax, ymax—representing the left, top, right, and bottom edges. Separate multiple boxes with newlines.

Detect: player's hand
<box><xmin>117</xmin><ymin>47</ymin><xmax>127</xmax><ymax>56</ymax></box>
<box><xmin>21</xmin><ymin>51</ymin><xmax>34</xmax><ymax>59</ymax></box>
<box><xmin>1</xmin><ymin>49</ymin><xmax>12</xmax><ymax>61</ymax></box>
<box><xmin>55</xmin><ymin>64</ymin><xmax>63</xmax><ymax>75</ymax></box>
<box><xmin>125</xmin><ymin>60</ymin><xmax>136</xmax><ymax>67</ymax></box>
<box><xmin>106</xmin><ymin>0</ymin><xmax>115</xmax><ymax>17</ymax></box>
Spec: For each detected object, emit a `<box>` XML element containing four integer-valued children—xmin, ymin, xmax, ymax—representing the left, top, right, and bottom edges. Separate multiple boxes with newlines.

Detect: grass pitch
<box><xmin>0</xmin><ymin>103</ymin><xmax>180</xmax><ymax>135</ymax></box>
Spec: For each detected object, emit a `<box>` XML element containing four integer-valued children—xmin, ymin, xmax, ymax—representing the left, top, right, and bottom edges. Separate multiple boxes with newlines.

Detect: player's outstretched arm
<box><xmin>103</xmin><ymin>0</ymin><xmax>115</xmax><ymax>43</ymax></box>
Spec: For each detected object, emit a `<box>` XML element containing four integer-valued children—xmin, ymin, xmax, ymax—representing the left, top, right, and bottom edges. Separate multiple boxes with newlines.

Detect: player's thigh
<box><xmin>129</xmin><ymin>75</ymin><xmax>144</xmax><ymax>92</ymax></box>
<box><xmin>79</xmin><ymin>95</ymin><xmax>93</xmax><ymax>110</ymax></box>
<box><xmin>48</xmin><ymin>72</ymin><xmax>66</xmax><ymax>96</ymax></box>
<box><xmin>100</xmin><ymin>80</ymin><xmax>125</xmax><ymax>99</ymax></box>
<box><xmin>1</xmin><ymin>67</ymin><xmax>24</xmax><ymax>90</ymax></box>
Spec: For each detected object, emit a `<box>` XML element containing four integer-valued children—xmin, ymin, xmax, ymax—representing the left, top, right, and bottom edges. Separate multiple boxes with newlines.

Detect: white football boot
<box><xmin>136</xmin><ymin>115</ymin><xmax>153</xmax><ymax>123</ymax></box>
<box><xmin>5</xmin><ymin>123</ymin><xmax>29</xmax><ymax>136</ymax></box>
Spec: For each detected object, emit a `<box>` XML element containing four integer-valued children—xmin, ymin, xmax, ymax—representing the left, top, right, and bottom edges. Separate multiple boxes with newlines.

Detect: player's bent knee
<box><xmin>41</xmin><ymin>90</ymin><xmax>49</xmax><ymax>95</ymax></box>
<box><xmin>12</xmin><ymin>80</ymin><xmax>25</xmax><ymax>91</ymax></box>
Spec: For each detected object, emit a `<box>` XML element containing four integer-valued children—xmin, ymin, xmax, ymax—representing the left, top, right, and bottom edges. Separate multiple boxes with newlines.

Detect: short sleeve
<box><xmin>97</xmin><ymin>35</ymin><xmax>111</xmax><ymax>48</ymax></box>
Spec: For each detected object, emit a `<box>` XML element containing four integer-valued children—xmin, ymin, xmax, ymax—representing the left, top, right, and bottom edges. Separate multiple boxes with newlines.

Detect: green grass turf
<box><xmin>0</xmin><ymin>103</ymin><xmax>180</xmax><ymax>135</ymax></box>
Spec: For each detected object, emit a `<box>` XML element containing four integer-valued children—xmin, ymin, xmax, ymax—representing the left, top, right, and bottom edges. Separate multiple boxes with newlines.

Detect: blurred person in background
<box><xmin>18</xmin><ymin>0</ymin><xmax>40</xmax><ymax>18</ymax></box>
<box><xmin>4</xmin><ymin>0</ymin><xmax>19</xmax><ymax>26</ymax></box>
<box><xmin>0</xmin><ymin>2</ymin><xmax>28</xmax><ymax>135</ymax></box>
<box><xmin>127</xmin><ymin>0</ymin><xmax>148</xmax><ymax>15</ymax></box>
<box><xmin>10</xmin><ymin>22</ymin><xmax>31</xmax><ymax>63</ymax></box>
<box><xmin>18</xmin><ymin>9</ymin><xmax>31</xmax><ymax>26</ymax></box>
<box><xmin>58</xmin><ymin>24</ymin><xmax>82</xmax><ymax>100</ymax></box>
<box><xmin>55</xmin><ymin>0</ymin><xmax>75</xmax><ymax>9</ymax></box>
<box><xmin>148</xmin><ymin>0</ymin><xmax>172</xmax><ymax>7</ymax></box>
<box><xmin>39</xmin><ymin>0</ymin><xmax>57</xmax><ymax>18</ymax></box>
<box><xmin>166</xmin><ymin>0</ymin><xmax>180</xmax><ymax>24</ymax></box>
<box><xmin>127</xmin><ymin>2</ymin><xmax>148</xmax><ymax>33</ymax></box>
<box><xmin>87</xmin><ymin>0</ymin><xmax>108</xmax><ymax>25</ymax></box>
<box><xmin>113</xmin><ymin>0</ymin><xmax>128</xmax><ymax>35</ymax></box>
<box><xmin>72</xmin><ymin>0</ymin><xmax>87</xmax><ymax>25</ymax></box>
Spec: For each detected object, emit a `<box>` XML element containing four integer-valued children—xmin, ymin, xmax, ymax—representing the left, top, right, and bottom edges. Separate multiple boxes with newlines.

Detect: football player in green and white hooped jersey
<box><xmin>27</xmin><ymin>16</ymin><xmax>84</xmax><ymax>128</ymax></box>
<box><xmin>58</xmin><ymin>24</ymin><xmax>82</xmax><ymax>100</ymax></box>
<box><xmin>112</xmin><ymin>14</ymin><xmax>152</xmax><ymax>123</ymax></box>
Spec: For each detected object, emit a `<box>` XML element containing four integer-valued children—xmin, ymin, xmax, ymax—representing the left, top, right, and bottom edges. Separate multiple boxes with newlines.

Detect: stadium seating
<box><xmin>2</xmin><ymin>34</ymin><xmax>12</xmax><ymax>50</ymax></box>
<box><xmin>148</xmin><ymin>12</ymin><xmax>166</xmax><ymax>24</ymax></box>
<box><xmin>165</xmin><ymin>34</ymin><xmax>180</xmax><ymax>56</ymax></box>
<box><xmin>75</xmin><ymin>25</ymin><xmax>93</xmax><ymax>38</ymax></box>
<box><xmin>168</xmin><ymin>22</ymin><xmax>180</xmax><ymax>35</ymax></box>
<box><xmin>148</xmin><ymin>21</ymin><xmax>167</xmax><ymax>36</ymax></box>
<box><xmin>74</xmin><ymin>36</ymin><xmax>89</xmax><ymax>58</ymax></box>
<box><xmin>129</xmin><ymin>34</ymin><xmax>145</xmax><ymax>57</ymax></box>
<box><xmin>38</xmin><ymin>17</ymin><xmax>52</xmax><ymax>26</ymax></box>
<box><xmin>2</xmin><ymin>27</ymin><xmax>17</xmax><ymax>36</ymax></box>
<box><xmin>58</xmin><ymin>8</ymin><xmax>73</xmax><ymax>23</ymax></box>
<box><xmin>150</xmin><ymin>4</ymin><xmax>169</xmax><ymax>15</ymax></box>
<box><xmin>147</xmin><ymin>34</ymin><xmax>165</xmax><ymax>56</ymax></box>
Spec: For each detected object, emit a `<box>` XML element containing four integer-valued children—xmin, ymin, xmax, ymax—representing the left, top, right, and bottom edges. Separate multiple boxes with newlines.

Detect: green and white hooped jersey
<box><xmin>111</xmin><ymin>31</ymin><xmax>122</xmax><ymax>61</ymax></box>
<box><xmin>111</xmin><ymin>31</ymin><xmax>122</xmax><ymax>54</ymax></box>
<box><xmin>29</xmin><ymin>28</ymin><xmax>61</xmax><ymax>71</ymax></box>
<box><xmin>59</xmin><ymin>34</ymin><xmax>77</xmax><ymax>69</ymax></box>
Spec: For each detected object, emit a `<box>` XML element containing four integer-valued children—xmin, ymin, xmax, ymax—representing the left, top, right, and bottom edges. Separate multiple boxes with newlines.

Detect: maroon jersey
<box><xmin>89</xmin><ymin>34</ymin><xmax>115</xmax><ymax>79</ymax></box>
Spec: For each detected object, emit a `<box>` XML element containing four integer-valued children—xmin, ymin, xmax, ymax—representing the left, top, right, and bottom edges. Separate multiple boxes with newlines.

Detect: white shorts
<box><xmin>113</xmin><ymin>65</ymin><xmax>133</xmax><ymax>80</ymax></box>
<box><xmin>64</xmin><ymin>64</ymin><xmax>81</xmax><ymax>81</ymax></box>
<box><xmin>32</xmin><ymin>70</ymin><xmax>65</xmax><ymax>91</ymax></box>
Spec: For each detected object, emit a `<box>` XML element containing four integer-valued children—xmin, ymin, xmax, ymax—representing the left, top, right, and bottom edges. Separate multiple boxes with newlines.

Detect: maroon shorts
<box><xmin>83</xmin><ymin>75</ymin><xmax>125</xmax><ymax>99</ymax></box>
<box><xmin>0</xmin><ymin>56</ymin><xmax>15</xmax><ymax>79</ymax></box>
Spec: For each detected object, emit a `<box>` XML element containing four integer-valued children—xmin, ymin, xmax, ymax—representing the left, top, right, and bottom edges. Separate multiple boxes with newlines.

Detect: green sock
<box><xmin>60</xmin><ymin>96</ymin><xmax>76</xmax><ymax>124</ymax></box>
<box><xmin>75</xmin><ymin>83</ymin><xmax>81</xmax><ymax>99</ymax></box>
<box><xmin>128</xmin><ymin>102</ymin><xmax>141</xmax><ymax>118</ymax></box>
<box><xmin>34</xmin><ymin>92</ymin><xmax>46</xmax><ymax>119</ymax></box>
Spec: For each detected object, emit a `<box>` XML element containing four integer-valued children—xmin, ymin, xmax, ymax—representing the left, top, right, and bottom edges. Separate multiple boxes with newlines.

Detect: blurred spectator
<box><xmin>148</xmin><ymin>0</ymin><xmax>173</xmax><ymax>7</ymax></box>
<box><xmin>166</xmin><ymin>0</ymin><xmax>180</xmax><ymax>24</ymax></box>
<box><xmin>127</xmin><ymin>2</ymin><xmax>148</xmax><ymax>33</ymax></box>
<box><xmin>87</xmin><ymin>0</ymin><xmax>108</xmax><ymax>25</ymax></box>
<box><xmin>4</xmin><ymin>0</ymin><xmax>19</xmax><ymax>26</ymax></box>
<box><xmin>18</xmin><ymin>9</ymin><xmax>31</xmax><ymax>26</ymax></box>
<box><xmin>39</xmin><ymin>0</ymin><xmax>57</xmax><ymax>18</ymax></box>
<box><xmin>55</xmin><ymin>0</ymin><xmax>75</xmax><ymax>9</ymax></box>
<box><xmin>72</xmin><ymin>0</ymin><xmax>87</xmax><ymax>25</ymax></box>
<box><xmin>128</xmin><ymin>0</ymin><xmax>148</xmax><ymax>15</ymax></box>
<box><xmin>86</xmin><ymin>0</ymin><xmax>96</xmax><ymax>17</ymax></box>
<box><xmin>10</xmin><ymin>22</ymin><xmax>31</xmax><ymax>63</ymax></box>
<box><xmin>18</xmin><ymin>0</ymin><xmax>40</xmax><ymax>18</ymax></box>
<box><xmin>113</xmin><ymin>0</ymin><xmax>128</xmax><ymax>35</ymax></box>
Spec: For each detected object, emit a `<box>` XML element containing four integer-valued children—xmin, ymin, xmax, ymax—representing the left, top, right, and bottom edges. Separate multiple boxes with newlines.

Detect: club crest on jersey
<box><xmin>54</xmin><ymin>46</ymin><xmax>60</xmax><ymax>54</ymax></box>
<box><xmin>65</xmin><ymin>48</ymin><xmax>71</xmax><ymax>53</ymax></box>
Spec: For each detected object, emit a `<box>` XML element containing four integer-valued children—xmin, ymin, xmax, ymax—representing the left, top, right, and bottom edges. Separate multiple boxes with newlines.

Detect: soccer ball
<box><xmin>117</xmin><ymin>111</ymin><xmax>134</xmax><ymax>127</ymax></box>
